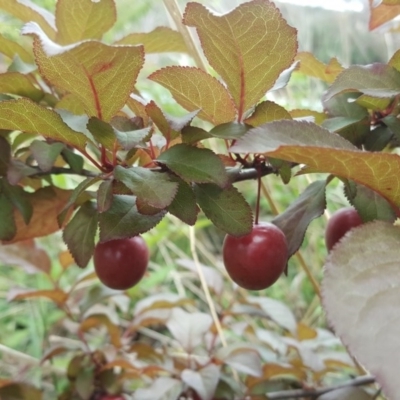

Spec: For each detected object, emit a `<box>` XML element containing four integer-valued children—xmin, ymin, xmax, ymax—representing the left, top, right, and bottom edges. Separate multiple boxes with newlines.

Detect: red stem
<box><xmin>255</xmin><ymin>165</ymin><xmax>262</xmax><ymax>225</ymax></box>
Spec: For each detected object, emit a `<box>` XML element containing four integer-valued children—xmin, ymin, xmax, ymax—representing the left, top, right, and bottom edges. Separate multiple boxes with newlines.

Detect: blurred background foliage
<box><xmin>0</xmin><ymin>1</ymin><xmax>393</xmax><ymax>399</ymax></box>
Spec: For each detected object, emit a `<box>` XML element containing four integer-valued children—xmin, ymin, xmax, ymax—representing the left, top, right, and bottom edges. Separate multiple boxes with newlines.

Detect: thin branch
<box><xmin>266</xmin><ymin>375</ymin><xmax>376</xmax><ymax>399</ymax></box>
<box><xmin>31</xmin><ymin>166</ymin><xmax>99</xmax><ymax>178</ymax></box>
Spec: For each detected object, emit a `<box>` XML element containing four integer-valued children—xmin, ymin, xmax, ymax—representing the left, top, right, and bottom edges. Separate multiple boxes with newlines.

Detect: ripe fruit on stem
<box><xmin>222</xmin><ymin>223</ymin><xmax>288</xmax><ymax>290</ymax></box>
<box><xmin>93</xmin><ymin>236</ymin><xmax>149</xmax><ymax>290</ymax></box>
<box><xmin>325</xmin><ymin>207</ymin><xmax>363</xmax><ymax>252</ymax></box>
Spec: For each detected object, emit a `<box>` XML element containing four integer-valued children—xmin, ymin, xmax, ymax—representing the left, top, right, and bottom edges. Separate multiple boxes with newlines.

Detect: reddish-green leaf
<box><xmin>369</xmin><ymin>0</ymin><xmax>400</xmax><ymax>29</ymax></box>
<box><xmin>55</xmin><ymin>0</ymin><xmax>116</xmax><ymax>44</ymax></box>
<box><xmin>167</xmin><ymin>177</ymin><xmax>198</xmax><ymax>225</ymax></box>
<box><xmin>344</xmin><ymin>181</ymin><xmax>396</xmax><ymax>222</ymax></box>
<box><xmin>272</xmin><ymin>180</ymin><xmax>327</xmax><ymax>257</ymax></box>
<box><xmin>325</xmin><ymin>64</ymin><xmax>400</xmax><ymax>101</ymax></box>
<box><xmin>183</xmin><ymin>0</ymin><xmax>297</xmax><ymax>120</ymax></box>
<box><xmin>0</xmin><ymin>0</ymin><xmax>56</xmax><ymax>39</ymax></box>
<box><xmin>99</xmin><ymin>195</ymin><xmax>165</xmax><ymax>242</ymax></box>
<box><xmin>87</xmin><ymin>117</ymin><xmax>117</xmax><ymax>150</ymax></box>
<box><xmin>145</xmin><ymin>101</ymin><xmax>178</xmax><ymax>140</ymax></box>
<box><xmin>149</xmin><ymin>66</ymin><xmax>236</xmax><ymax>125</ymax></box>
<box><xmin>0</xmin><ymin>98</ymin><xmax>87</xmax><ymax>150</ymax></box>
<box><xmin>30</xmin><ymin>140</ymin><xmax>65</xmax><ymax>172</ymax></box>
<box><xmin>209</xmin><ymin>122</ymin><xmax>250</xmax><ymax>140</ymax></box>
<box><xmin>63</xmin><ymin>202</ymin><xmax>98</xmax><ymax>268</ymax></box>
<box><xmin>0</xmin><ymin>72</ymin><xmax>43</xmax><ymax>101</ymax></box>
<box><xmin>8</xmin><ymin>288</ymin><xmax>68</xmax><ymax>304</ymax></box>
<box><xmin>1</xmin><ymin>179</ymin><xmax>33</xmax><ymax>224</ymax></box>
<box><xmin>97</xmin><ymin>180</ymin><xmax>113</xmax><ymax>213</ymax></box>
<box><xmin>231</xmin><ymin>120</ymin><xmax>400</xmax><ymax>207</ymax></box>
<box><xmin>24</xmin><ymin>22</ymin><xmax>144</xmax><ymax>122</ymax></box>
<box><xmin>115</xmin><ymin>27</ymin><xmax>187</xmax><ymax>53</ymax></box>
<box><xmin>114</xmin><ymin>166</ymin><xmax>178</xmax><ymax>209</ymax></box>
<box><xmin>114</xmin><ymin>126</ymin><xmax>151</xmax><ymax>151</ymax></box>
<box><xmin>0</xmin><ymin>34</ymin><xmax>34</xmax><ymax>63</ymax></box>
<box><xmin>157</xmin><ymin>144</ymin><xmax>229</xmax><ymax>187</ymax></box>
<box><xmin>244</xmin><ymin>101</ymin><xmax>292</xmax><ymax>127</ymax></box>
<box><xmin>194</xmin><ymin>183</ymin><xmax>253</xmax><ymax>236</ymax></box>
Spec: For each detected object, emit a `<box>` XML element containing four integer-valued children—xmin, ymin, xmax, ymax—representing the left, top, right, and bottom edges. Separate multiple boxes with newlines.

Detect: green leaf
<box><xmin>322</xmin><ymin>117</ymin><xmax>370</xmax><ymax>147</ymax></box>
<box><xmin>114</xmin><ymin>126</ymin><xmax>151</xmax><ymax>151</ymax></box>
<box><xmin>149</xmin><ymin>66</ymin><xmax>236</xmax><ymax>125</ymax></box>
<box><xmin>0</xmin><ymin>382</ymin><xmax>43</xmax><ymax>400</ymax></box>
<box><xmin>115</xmin><ymin>27</ymin><xmax>187</xmax><ymax>53</ymax></box>
<box><xmin>99</xmin><ymin>195</ymin><xmax>165</xmax><ymax>242</ymax></box>
<box><xmin>181</xmin><ymin>126</ymin><xmax>212</xmax><ymax>144</ymax></box>
<box><xmin>167</xmin><ymin>177</ymin><xmax>198</xmax><ymax>225</ymax></box>
<box><xmin>87</xmin><ymin>117</ymin><xmax>116</xmax><ymax>150</ymax></box>
<box><xmin>114</xmin><ymin>166</ymin><xmax>178</xmax><ymax>209</ymax></box>
<box><xmin>24</xmin><ymin>22</ymin><xmax>144</xmax><ymax>122</ymax></box>
<box><xmin>61</xmin><ymin>148</ymin><xmax>84</xmax><ymax>174</ymax></box>
<box><xmin>0</xmin><ymin>190</ymin><xmax>16</xmax><ymax>241</ymax></box>
<box><xmin>58</xmin><ymin>177</ymin><xmax>101</xmax><ymax>225</ymax></box>
<box><xmin>244</xmin><ymin>100</ymin><xmax>292</xmax><ymax>127</ymax></box>
<box><xmin>0</xmin><ymin>72</ymin><xmax>44</xmax><ymax>101</ymax></box>
<box><xmin>272</xmin><ymin>180</ymin><xmax>327</xmax><ymax>256</ymax></box>
<box><xmin>344</xmin><ymin>181</ymin><xmax>396</xmax><ymax>222</ymax></box>
<box><xmin>183</xmin><ymin>1</ymin><xmax>297</xmax><ymax>119</ymax></box>
<box><xmin>2</xmin><ymin>179</ymin><xmax>33</xmax><ymax>224</ymax></box>
<box><xmin>145</xmin><ymin>101</ymin><xmax>179</xmax><ymax>140</ymax></box>
<box><xmin>364</xmin><ymin>125</ymin><xmax>393</xmax><ymax>151</ymax></box>
<box><xmin>0</xmin><ymin>98</ymin><xmax>88</xmax><ymax>150</ymax></box>
<box><xmin>325</xmin><ymin>64</ymin><xmax>400</xmax><ymax>100</ymax></box>
<box><xmin>157</xmin><ymin>144</ymin><xmax>229</xmax><ymax>188</ymax></box>
<box><xmin>181</xmin><ymin>364</ymin><xmax>221</xmax><ymax>400</ymax></box>
<box><xmin>355</xmin><ymin>94</ymin><xmax>391</xmax><ymax>111</ymax></box>
<box><xmin>55</xmin><ymin>0</ymin><xmax>116</xmax><ymax>44</ymax></box>
<box><xmin>209</xmin><ymin>123</ymin><xmax>250</xmax><ymax>140</ymax></box>
<box><xmin>30</xmin><ymin>140</ymin><xmax>65</xmax><ymax>172</ymax></box>
<box><xmin>0</xmin><ymin>136</ymin><xmax>10</xmax><ymax>176</ymax></box>
<box><xmin>63</xmin><ymin>201</ymin><xmax>98</xmax><ymax>268</ymax></box>
<box><xmin>323</xmin><ymin>92</ymin><xmax>369</xmax><ymax>118</ymax></box>
<box><xmin>97</xmin><ymin>180</ymin><xmax>113</xmax><ymax>213</ymax></box>
<box><xmin>383</xmin><ymin>114</ymin><xmax>400</xmax><ymax>142</ymax></box>
<box><xmin>194</xmin><ymin>183</ymin><xmax>253</xmax><ymax>236</ymax></box>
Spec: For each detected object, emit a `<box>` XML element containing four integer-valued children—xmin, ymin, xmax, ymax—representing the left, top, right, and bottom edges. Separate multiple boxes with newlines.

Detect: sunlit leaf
<box><xmin>134</xmin><ymin>293</ymin><xmax>193</xmax><ymax>316</ymax></box>
<box><xmin>181</xmin><ymin>364</ymin><xmax>220</xmax><ymax>400</ymax></box>
<box><xmin>63</xmin><ymin>202</ymin><xmax>98</xmax><ymax>268</ymax></box>
<box><xmin>0</xmin><ymin>98</ymin><xmax>87</xmax><ymax>150</ymax></box>
<box><xmin>55</xmin><ymin>0</ymin><xmax>116</xmax><ymax>44</ymax></box>
<box><xmin>99</xmin><ymin>195</ymin><xmax>165</xmax><ymax>242</ymax></box>
<box><xmin>87</xmin><ymin>117</ymin><xmax>117</xmax><ymax>150</ymax></box>
<box><xmin>231</xmin><ymin>120</ymin><xmax>400</xmax><ymax>207</ymax></box>
<box><xmin>295</xmin><ymin>52</ymin><xmax>343</xmax><ymax>83</ymax></box>
<box><xmin>322</xmin><ymin>222</ymin><xmax>400</xmax><ymax>400</ymax></box>
<box><xmin>114</xmin><ymin>166</ymin><xmax>178</xmax><ymax>209</ymax></box>
<box><xmin>369</xmin><ymin>0</ymin><xmax>400</xmax><ymax>29</ymax></box>
<box><xmin>355</xmin><ymin>94</ymin><xmax>391</xmax><ymax>111</ymax></box>
<box><xmin>0</xmin><ymin>34</ymin><xmax>34</xmax><ymax>63</ymax></box>
<box><xmin>149</xmin><ymin>66</ymin><xmax>236</xmax><ymax>125</ymax></box>
<box><xmin>324</xmin><ymin>63</ymin><xmax>400</xmax><ymax>100</ymax></box>
<box><xmin>245</xmin><ymin>101</ymin><xmax>291</xmax><ymax>127</ymax></box>
<box><xmin>194</xmin><ymin>183</ymin><xmax>253</xmax><ymax>236</ymax></box>
<box><xmin>116</xmin><ymin>27</ymin><xmax>187</xmax><ymax>53</ymax></box>
<box><xmin>272</xmin><ymin>180</ymin><xmax>327</xmax><ymax>256</ymax></box>
<box><xmin>8</xmin><ymin>288</ymin><xmax>68</xmax><ymax>305</ymax></box>
<box><xmin>166</xmin><ymin>308</ymin><xmax>212</xmax><ymax>351</ymax></box>
<box><xmin>157</xmin><ymin>144</ymin><xmax>229</xmax><ymax>187</ymax></box>
<box><xmin>183</xmin><ymin>0</ymin><xmax>297</xmax><ymax>119</ymax></box>
<box><xmin>24</xmin><ymin>22</ymin><xmax>144</xmax><ymax>122</ymax></box>
<box><xmin>0</xmin><ymin>0</ymin><xmax>56</xmax><ymax>39</ymax></box>
<box><xmin>80</xmin><ymin>313</ymin><xmax>121</xmax><ymax>348</ymax></box>
<box><xmin>0</xmin><ymin>72</ymin><xmax>43</xmax><ymax>101</ymax></box>
<box><xmin>4</xmin><ymin>187</ymin><xmax>73</xmax><ymax>243</ymax></box>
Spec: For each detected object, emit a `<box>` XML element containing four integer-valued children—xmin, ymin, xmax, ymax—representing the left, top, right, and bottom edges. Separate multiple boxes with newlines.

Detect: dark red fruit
<box><xmin>325</xmin><ymin>207</ymin><xmax>363</xmax><ymax>251</ymax></box>
<box><xmin>93</xmin><ymin>236</ymin><xmax>149</xmax><ymax>290</ymax></box>
<box><xmin>222</xmin><ymin>223</ymin><xmax>288</xmax><ymax>290</ymax></box>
